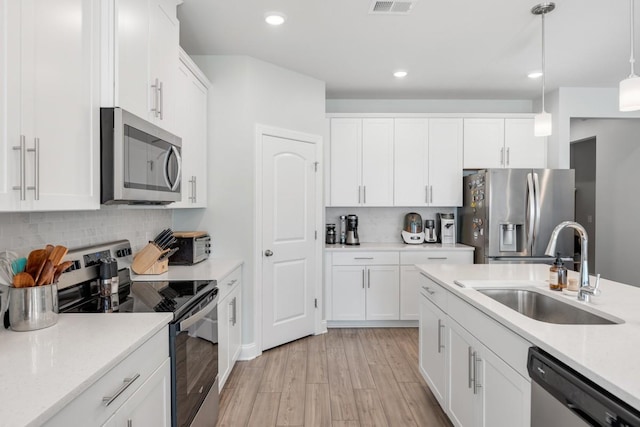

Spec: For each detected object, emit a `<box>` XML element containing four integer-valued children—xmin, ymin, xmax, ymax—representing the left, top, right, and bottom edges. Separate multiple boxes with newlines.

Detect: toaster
<box><xmin>168</xmin><ymin>232</ymin><xmax>211</xmax><ymax>265</ymax></box>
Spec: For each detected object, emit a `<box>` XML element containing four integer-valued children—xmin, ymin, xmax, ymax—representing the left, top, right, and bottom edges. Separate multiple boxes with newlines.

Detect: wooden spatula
<box><xmin>26</xmin><ymin>249</ymin><xmax>47</xmax><ymax>282</ymax></box>
<box><xmin>48</xmin><ymin>245</ymin><xmax>68</xmax><ymax>267</ymax></box>
<box><xmin>53</xmin><ymin>261</ymin><xmax>73</xmax><ymax>283</ymax></box>
<box><xmin>36</xmin><ymin>260</ymin><xmax>54</xmax><ymax>286</ymax></box>
<box><xmin>13</xmin><ymin>272</ymin><xmax>35</xmax><ymax>288</ymax></box>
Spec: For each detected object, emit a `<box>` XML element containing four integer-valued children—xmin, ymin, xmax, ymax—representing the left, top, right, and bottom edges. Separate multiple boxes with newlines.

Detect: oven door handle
<box><xmin>177</xmin><ymin>295</ymin><xmax>217</xmax><ymax>332</ymax></box>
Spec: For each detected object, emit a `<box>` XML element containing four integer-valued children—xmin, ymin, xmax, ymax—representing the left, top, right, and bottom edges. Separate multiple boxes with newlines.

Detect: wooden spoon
<box><xmin>53</xmin><ymin>261</ymin><xmax>73</xmax><ymax>283</ymax></box>
<box><xmin>13</xmin><ymin>272</ymin><xmax>35</xmax><ymax>288</ymax></box>
<box><xmin>26</xmin><ymin>249</ymin><xmax>47</xmax><ymax>282</ymax></box>
<box><xmin>48</xmin><ymin>245</ymin><xmax>68</xmax><ymax>267</ymax></box>
<box><xmin>36</xmin><ymin>260</ymin><xmax>54</xmax><ymax>286</ymax></box>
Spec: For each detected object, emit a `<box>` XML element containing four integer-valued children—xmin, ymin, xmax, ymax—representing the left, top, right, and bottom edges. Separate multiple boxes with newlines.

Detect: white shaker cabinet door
<box><xmin>394</xmin><ymin>118</ymin><xmax>429</xmax><ymax>206</ymax></box>
<box><xmin>331</xmin><ymin>266</ymin><xmax>366</xmax><ymax>320</ymax></box>
<box><xmin>419</xmin><ymin>293</ymin><xmax>448</xmax><ymax>409</ymax></box>
<box><xmin>448</xmin><ymin>319</ymin><xmax>480</xmax><ymax>427</ymax></box>
<box><xmin>463</xmin><ymin>119</ymin><xmax>505</xmax><ymax>170</ymax></box>
<box><xmin>429</xmin><ymin>118</ymin><xmax>463</xmax><ymax>206</ymax></box>
<box><xmin>330</xmin><ymin>119</ymin><xmax>362</xmax><ymax>206</ymax></box>
<box><xmin>365</xmin><ymin>265</ymin><xmax>399</xmax><ymax>320</ymax></box>
<box><xmin>400</xmin><ymin>266</ymin><xmax>421</xmax><ymax>320</ymax></box>
<box><xmin>361</xmin><ymin>119</ymin><xmax>394</xmax><ymax>206</ymax></box>
<box><xmin>504</xmin><ymin>118</ymin><xmax>546</xmax><ymax>169</ymax></box>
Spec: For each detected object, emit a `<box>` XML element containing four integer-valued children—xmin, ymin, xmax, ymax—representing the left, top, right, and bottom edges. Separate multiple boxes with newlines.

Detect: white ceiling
<box><xmin>177</xmin><ymin>0</ymin><xmax>636</xmax><ymax>100</ymax></box>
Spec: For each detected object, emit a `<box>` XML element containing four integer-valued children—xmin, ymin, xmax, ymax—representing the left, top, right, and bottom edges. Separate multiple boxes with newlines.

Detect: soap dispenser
<box><xmin>549</xmin><ymin>253</ymin><xmax>567</xmax><ymax>291</ymax></box>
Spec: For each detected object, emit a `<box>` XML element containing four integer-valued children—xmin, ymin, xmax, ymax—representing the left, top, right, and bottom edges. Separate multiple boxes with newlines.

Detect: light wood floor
<box><xmin>217</xmin><ymin>328</ymin><xmax>452</xmax><ymax>427</ymax></box>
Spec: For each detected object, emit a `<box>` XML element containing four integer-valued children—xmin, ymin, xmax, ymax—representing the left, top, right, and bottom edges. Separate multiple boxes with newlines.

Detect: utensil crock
<box><xmin>7</xmin><ymin>284</ymin><xmax>58</xmax><ymax>331</ymax></box>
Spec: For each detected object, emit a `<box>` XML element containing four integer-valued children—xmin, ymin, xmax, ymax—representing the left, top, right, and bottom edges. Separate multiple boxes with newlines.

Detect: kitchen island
<box><xmin>0</xmin><ymin>312</ymin><xmax>172</xmax><ymax>427</ymax></box>
<box><xmin>417</xmin><ymin>263</ymin><xmax>640</xmax><ymax>425</ymax></box>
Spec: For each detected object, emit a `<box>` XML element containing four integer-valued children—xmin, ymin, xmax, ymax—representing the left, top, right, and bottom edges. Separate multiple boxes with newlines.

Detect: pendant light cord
<box><xmin>630</xmin><ymin>0</ymin><xmax>637</xmax><ymax>78</ymax></box>
<box><xmin>541</xmin><ymin>11</ymin><xmax>546</xmax><ymax>113</ymax></box>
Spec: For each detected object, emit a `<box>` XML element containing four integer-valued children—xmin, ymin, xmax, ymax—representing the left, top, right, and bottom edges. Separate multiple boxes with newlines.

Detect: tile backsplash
<box><xmin>325</xmin><ymin>207</ymin><xmax>456</xmax><ymax>243</ymax></box>
<box><xmin>0</xmin><ymin>207</ymin><xmax>172</xmax><ymax>256</ymax></box>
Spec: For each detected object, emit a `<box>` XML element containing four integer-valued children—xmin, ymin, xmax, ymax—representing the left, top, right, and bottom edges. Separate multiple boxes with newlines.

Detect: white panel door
<box><xmin>262</xmin><ymin>134</ymin><xmax>316</xmax><ymax>350</ymax></box>
<box><xmin>419</xmin><ymin>294</ymin><xmax>447</xmax><ymax>408</ymax></box>
<box><xmin>463</xmin><ymin>119</ymin><xmax>505</xmax><ymax>169</ymax></box>
<box><xmin>429</xmin><ymin>118</ymin><xmax>463</xmax><ymax>206</ymax></box>
<box><xmin>331</xmin><ymin>266</ymin><xmax>366</xmax><ymax>321</ymax></box>
<box><xmin>330</xmin><ymin>118</ymin><xmax>361</xmax><ymax>206</ymax></box>
<box><xmin>365</xmin><ymin>265</ymin><xmax>399</xmax><ymax>320</ymax></box>
<box><xmin>394</xmin><ymin>118</ymin><xmax>429</xmax><ymax>206</ymax></box>
<box><xmin>362</xmin><ymin>118</ymin><xmax>394</xmax><ymax>206</ymax></box>
<box><xmin>505</xmin><ymin>118</ymin><xmax>546</xmax><ymax>169</ymax></box>
<box><xmin>400</xmin><ymin>266</ymin><xmax>421</xmax><ymax>320</ymax></box>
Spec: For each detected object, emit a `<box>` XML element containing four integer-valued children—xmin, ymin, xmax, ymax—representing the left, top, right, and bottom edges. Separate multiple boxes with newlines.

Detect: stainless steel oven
<box><xmin>101</xmin><ymin>107</ymin><xmax>182</xmax><ymax>205</ymax></box>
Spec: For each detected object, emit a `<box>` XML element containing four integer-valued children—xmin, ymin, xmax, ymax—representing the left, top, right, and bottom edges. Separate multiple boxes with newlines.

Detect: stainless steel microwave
<box><xmin>101</xmin><ymin>108</ymin><xmax>182</xmax><ymax>205</ymax></box>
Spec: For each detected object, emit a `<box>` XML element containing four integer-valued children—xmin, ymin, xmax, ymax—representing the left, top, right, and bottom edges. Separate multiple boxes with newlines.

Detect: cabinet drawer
<box><xmin>419</xmin><ymin>273</ymin><xmax>448</xmax><ymax>311</ymax></box>
<box><xmin>46</xmin><ymin>328</ymin><xmax>169</xmax><ymax>426</ymax></box>
<box><xmin>447</xmin><ymin>294</ymin><xmax>530</xmax><ymax>378</ymax></box>
<box><xmin>332</xmin><ymin>251</ymin><xmax>399</xmax><ymax>265</ymax></box>
<box><xmin>218</xmin><ymin>266</ymin><xmax>241</xmax><ymax>301</ymax></box>
<box><xmin>401</xmin><ymin>250</ymin><xmax>473</xmax><ymax>265</ymax></box>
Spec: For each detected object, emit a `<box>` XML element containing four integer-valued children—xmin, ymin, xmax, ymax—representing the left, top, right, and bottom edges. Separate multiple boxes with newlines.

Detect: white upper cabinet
<box><xmin>171</xmin><ymin>51</ymin><xmax>209</xmax><ymax>208</ymax></box>
<box><xmin>463</xmin><ymin>118</ymin><xmax>546</xmax><ymax>169</ymax></box>
<box><xmin>394</xmin><ymin>118</ymin><xmax>463</xmax><ymax>207</ymax></box>
<box><xmin>105</xmin><ymin>0</ymin><xmax>179</xmax><ymax>134</ymax></box>
<box><xmin>1</xmin><ymin>0</ymin><xmax>100</xmax><ymax>212</ymax></box>
<box><xmin>329</xmin><ymin>118</ymin><xmax>394</xmax><ymax>206</ymax></box>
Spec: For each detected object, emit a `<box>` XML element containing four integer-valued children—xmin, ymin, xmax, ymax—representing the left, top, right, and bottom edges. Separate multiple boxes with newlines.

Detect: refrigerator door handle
<box><xmin>533</xmin><ymin>172</ymin><xmax>542</xmax><ymax>249</ymax></box>
<box><xmin>526</xmin><ymin>173</ymin><xmax>535</xmax><ymax>251</ymax></box>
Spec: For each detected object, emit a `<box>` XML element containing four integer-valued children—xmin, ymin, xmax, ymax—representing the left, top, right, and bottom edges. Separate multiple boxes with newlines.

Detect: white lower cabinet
<box><xmin>218</xmin><ymin>266</ymin><xmax>242</xmax><ymax>390</ymax></box>
<box><xmin>419</xmin><ymin>290</ymin><xmax>448</xmax><ymax>408</ymax></box>
<box><xmin>46</xmin><ymin>328</ymin><xmax>169</xmax><ymax>427</ymax></box>
<box><xmin>331</xmin><ymin>264</ymin><xmax>399</xmax><ymax>320</ymax></box>
<box><xmin>418</xmin><ymin>275</ymin><xmax>531</xmax><ymax>427</ymax></box>
<box><xmin>102</xmin><ymin>358</ymin><xmax>171</xmax><ymax>427</ymax></box>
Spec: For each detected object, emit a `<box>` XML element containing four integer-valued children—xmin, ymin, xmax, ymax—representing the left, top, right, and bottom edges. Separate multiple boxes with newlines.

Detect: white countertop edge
<box><xmin>417</xmin><ymin>265</ymin><xmax>640</xmax><ymax>410</ymax></box>
<box><xmin>130</xmin><ymin>258</ymin><xmax>243</xmax><ymax>282</ymax></box>
<box><xmin>325</xmin><ymin>242</ymin><xmax>474</xmax><ymax>252</ymax></box>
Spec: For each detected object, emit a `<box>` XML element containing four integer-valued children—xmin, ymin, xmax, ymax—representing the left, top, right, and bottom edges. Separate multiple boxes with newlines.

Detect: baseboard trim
<box><xmin>239</xmin><ymin>342</ymin><xmax>261</xmax><ymax>360</ymax></box>
<box><xmin>327</xmin><ymin>320</ymin><xmax>419</xmax><ymax>328</ymax></box>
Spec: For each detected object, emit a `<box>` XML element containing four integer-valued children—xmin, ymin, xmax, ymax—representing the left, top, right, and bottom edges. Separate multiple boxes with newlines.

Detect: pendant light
<box><xmin>620</xmin><ymin>0</ymin><xmax>640</xmax><ymax>111</ymax></box>
<box><xmin>532</xmin><ymin>3</ymin><xmax>555</xmax><ymax>137</ymax></box>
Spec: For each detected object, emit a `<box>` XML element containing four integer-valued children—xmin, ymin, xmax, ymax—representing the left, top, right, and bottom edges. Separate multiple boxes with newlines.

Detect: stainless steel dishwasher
<box><xmin>528</xmin><ymin>347</ymin><xmax>640</xmax><ymax>427</ymax></box>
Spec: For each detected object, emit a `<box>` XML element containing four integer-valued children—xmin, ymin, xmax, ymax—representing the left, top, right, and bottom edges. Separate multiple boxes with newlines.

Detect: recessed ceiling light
<box><xmin>394</xmin><ymin>70</ymin><xmax>408</xmax><ymax>78</ymax></box>
<box><xmin>528</xmin><ymin>71</ymin><xmax>543</xmax><ymax>79</ymax></box>
<box><xmin>265</xmin><ymin>12</ymin><xmax>286</xmax><ymax>26</ymax></box>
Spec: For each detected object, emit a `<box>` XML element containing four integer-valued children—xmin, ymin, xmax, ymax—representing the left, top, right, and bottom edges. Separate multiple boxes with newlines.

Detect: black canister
<box><xmin>99</xmin><ymin>259</ymin><xmax>113</xmax><ymax>313</ymax></box>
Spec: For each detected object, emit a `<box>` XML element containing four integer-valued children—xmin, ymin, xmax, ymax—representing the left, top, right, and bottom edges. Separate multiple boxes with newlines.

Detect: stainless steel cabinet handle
<box><xmin>427</xmin><ymin>257</ymin><xmax>448</xmax><ymax>260</ymax></box>
<box><xmin>363</xmin><ymin>186</ymin><xmax>367</xmax><ymax>204</ymax></box>
<box><xmin>468</xmin><ymin>346</ymin><xmax>473</xmax><ymax>389</ymax></box>
<box><xmin>367</xmin><ymin>269</ymin><xmax>370</xmax><ymax>288</ymax></box>
<box><xmin>473</xmin><ymin>351</ymin><xmax>482</xmax><ymax>395</ymax></box>
<box><xmin>27</xmin><ymin>137</ymin><xmax>39</xmax><ymax>200</ymax></box>
<box><xmin>500</xmin><ymin>147</ymin><xmax>504</xmax><ymax>165</ymax></box>
<box><xmin>159</xmin><ymin>81</ymin><xmax>164</xmax><ymax>120</ymax></box>
<box><xmin>506</xmin><ymin>147</ymin><xmax>510</xmax><ymax>166</ymax></box>
<box><xmin>12</xmin><ymin>135</ymin><xmax>26</xmax><ymax>200</ymax></box>
<box><xmin>430</xmin><ymin>185</ymin><xmax>433</xmax><ymax>203</ymax></box>
<box><xmin>127</xmin><ymin>420</ymin><xmax>132</xmax><ymax>427</ymax></box>
<box><xmin>103</xmin><ymin>373</ymin><xmax>140</xmax><ymax>406</ymax></box>
<box><xmin>354</xmin><ymin>257</ymin><xmax>374</xmax><ymax>260</ymax></box>
<box><xmin>437</xmin><ymin>319</ymin><xmax>443</xmax><ymax>353</ymax></box>
<box><xmin>233</xmin><ymin>297</ymin><xmax>237</xmax><ymax>326</ymax></box>
<box><xmin>151</xmin><ymin>78</ymin><xmax>160</xmax><ymax>117</ymax></box>
<box><xmin>192</xmin><ymin>175</ymin><xmax>197</xmax><ymax>203</ymax></box>
<box><xmin>425</xmin><ymin>185</ymin><xmax>429</xmax><ymax>203</ymax></box>
<box><xmin>189</xmin><ymin>176</ymin><xmax>196</xmax><ymax>202</ymax></box>
<box><xmin>264</xmin><ymin>249</ymin><xmax>273</xmax><ymax>257</ymax></box>
<box><xmin>362</xmin><ymin>269</ymin><xmax>365</xmax><ymax>289</ymax></box>
<box><xmin>439</xmin><ymin>321</ymin><xmax>445</xmax><ymax>352</ymax></box>
<box><xmin>227</xmin><ymin>279</ymin><xmax>237</xmax><ymax>287</ymax></box>
<box><xmin>358</xmin><ymin>185</ymin><xmax>361</xmax><ymax>204</ymax></box>
<box><xmin>422</xmin><ymin>286</ymin><xmax>435</xmax><ymax>295</ymax></box>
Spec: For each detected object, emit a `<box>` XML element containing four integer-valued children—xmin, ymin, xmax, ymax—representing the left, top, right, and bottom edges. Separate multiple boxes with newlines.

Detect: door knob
<box><xmin>264</xmin><ymin>249</ymin><xmax>273</xmax><ymax>257</ymax></box>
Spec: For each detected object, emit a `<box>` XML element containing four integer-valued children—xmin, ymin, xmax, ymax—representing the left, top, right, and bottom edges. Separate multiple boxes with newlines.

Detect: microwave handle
<box><xmin>164</xmin><ymin>146</ymin><xmax>182</xmax><ymax>191</ymax></box>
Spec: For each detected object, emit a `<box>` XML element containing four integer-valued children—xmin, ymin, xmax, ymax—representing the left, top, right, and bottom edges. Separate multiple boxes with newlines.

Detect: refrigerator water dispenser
<box><xmin>499</xmin><ymin>223</ymin><xmax>518</xmax><ymax>252</ymax></box>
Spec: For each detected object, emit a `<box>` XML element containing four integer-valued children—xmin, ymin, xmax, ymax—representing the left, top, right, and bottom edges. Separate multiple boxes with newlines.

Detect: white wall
<box><xmin>570</xmin><ymin>118</ymin><xmax>640</xmax><ymax>286</ymax></box>
<box><xmin>326</xmin><ymin>99</ymin><xmax>533</xmax><ymax>113</ymax></box>
<box><xmin>172</xmin><ymin>56</ymin><xmax>326</xmax><ymax>354</ymax></box>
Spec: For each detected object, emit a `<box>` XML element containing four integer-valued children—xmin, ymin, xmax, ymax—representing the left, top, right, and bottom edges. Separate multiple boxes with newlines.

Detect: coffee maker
<box><xmin>424</xmin><ymin>219</ymin><xmax>437</xmax><ymax>243</ymax></box>
<box><xmin>345</xmin><ymin>214</ymin><xmax>360</xmax><ymax>245</ymax></box>
<box><xmin>437</xmin><ymin>213</ymin><xmax>456</xmax><ymax>244</ymax></box>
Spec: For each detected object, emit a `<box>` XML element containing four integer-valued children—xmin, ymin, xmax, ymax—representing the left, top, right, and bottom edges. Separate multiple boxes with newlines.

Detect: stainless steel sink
<box><xmin>477</xmin><ymin>288</ymin><xmax>621</xmax><ymax>325</ymax></box>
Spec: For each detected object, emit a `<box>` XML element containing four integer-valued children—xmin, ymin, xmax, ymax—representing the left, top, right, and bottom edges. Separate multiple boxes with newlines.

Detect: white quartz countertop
<box><xmin>325</xmin><ymin>242</ymin><xmax>474</xmax><ymax>251</ymax></box>
<box><xmin>416</xmin><ymin>263</ymin><xmax>640</xmax><ymax>410</ymax></box>
<box><xmin>0</xmin><ymin>312</ymin><xmax>172</xmax><ymax>427</ymax></box>
<box><xmin>130</xmin><ymin>258</ymin><xmax>243</xmax><ymax>282</ymax></box>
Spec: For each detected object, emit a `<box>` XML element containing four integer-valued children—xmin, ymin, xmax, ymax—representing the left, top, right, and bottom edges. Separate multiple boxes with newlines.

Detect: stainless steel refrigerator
<box><xmin>460</xmin><ymin>169</ymin><xmax>575</xmax><ymax>265</ymax></box>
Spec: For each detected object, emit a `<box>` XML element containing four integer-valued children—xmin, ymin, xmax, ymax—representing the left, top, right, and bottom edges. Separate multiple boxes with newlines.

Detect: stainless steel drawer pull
<box><xmin>227</xmin><ymin>279</ymin><xmax>237</xmax><ymax>286</ymax></box>
<box><xmin>428</xmin><ymin>257</ymin><xmax>448</xmax><ymax>260</ymax></box>
<box><xmin>367</xmin><ymin>269</ymin><xmax>370</xmax><ymax>288</ymax></box>
<box><xmin>422</xmin><ymin>286</ymin><xmax>435</xmax><ymax>295</ymax></box>
<box><xmin>362</xmin><ymin>270</ymin><xmax>365</xmax><ymax>289</ymax></box>
<box><xmin>473</xmin><ymin>351</ymin><xmax>482</xmax><ymax>395</ymax></box>
<box><xmin>438</xmin><ymin>320</ymin><xmax>445</xmax><ymax>352</ymax></box>
<box><xmin>103</xmin><ymin>373</ymin><xmax>141</xmax><ymax>406</ymax></box>
<box><xmin>354</xmin><ymin>257</ymin><xmax>374</xmax><ymax>260</ymax></box>
<box><xmin>127</xmin><ymin>420</ymin><xmax>133</xmax><ymax>427</ymax></box>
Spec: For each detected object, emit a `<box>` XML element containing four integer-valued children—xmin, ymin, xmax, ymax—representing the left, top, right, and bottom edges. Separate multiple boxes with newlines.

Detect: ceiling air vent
<box><xmin>369</xmin><ymin>0</ymin><xmax>415</xmax><ymax>15</ymax></box>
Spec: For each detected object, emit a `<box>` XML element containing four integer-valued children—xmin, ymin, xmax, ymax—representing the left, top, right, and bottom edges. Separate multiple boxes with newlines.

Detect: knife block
<box><xmin>131</xmin><ymin>243</ymin><xmax>167</xmax><ymax>275</ymax></box>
